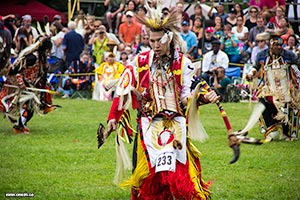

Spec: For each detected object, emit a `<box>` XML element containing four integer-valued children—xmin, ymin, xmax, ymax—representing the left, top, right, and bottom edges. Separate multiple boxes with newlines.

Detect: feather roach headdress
<box><xmin>135</xmin><ymin>2</ymin><xmax>182</xmax><ymax>47</ymax></box>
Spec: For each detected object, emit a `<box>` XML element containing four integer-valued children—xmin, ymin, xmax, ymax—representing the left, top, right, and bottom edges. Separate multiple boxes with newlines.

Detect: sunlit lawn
<box><xmin>0</xmin><ymin>99</ymin><xmax>299</xmax><ymax>199</ymax></box>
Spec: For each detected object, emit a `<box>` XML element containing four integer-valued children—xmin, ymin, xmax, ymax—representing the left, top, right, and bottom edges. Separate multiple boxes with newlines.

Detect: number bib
<box><xmin>155</xmin><ymin>152</ymin><xmax>176</xmax><ymax>173</ymax></box>
<box><xmin>141</xmin><ymin>116</ymin><xmax>187</xmax><ymax>169</ymax></box>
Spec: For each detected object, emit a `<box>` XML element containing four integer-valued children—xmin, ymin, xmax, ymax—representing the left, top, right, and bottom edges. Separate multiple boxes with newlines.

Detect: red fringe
<box><xmin>137</xmin><ymin>161</ymin><xmax>196</xmax><ymax>200</ymax></box>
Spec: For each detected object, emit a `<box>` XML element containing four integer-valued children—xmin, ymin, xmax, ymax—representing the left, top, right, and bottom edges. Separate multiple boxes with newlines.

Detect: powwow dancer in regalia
<box><xmin>98</xmin><ymin>4</ymin><xmax>241</xmax><ymax>199</ymax></box>
<box><xmin>244</xmin><ymin>34</ymin><xmax>300</xmax><ymax>142</ymax></box>
<box><xmin>93</xmin><ymin>52</ymin><xmax>124</xmax><ymax>101</ymax></box>
<box><xmin>0</xmin><ymin>26</ymin><xmax>58</xmax><ymax>134</ymax></box>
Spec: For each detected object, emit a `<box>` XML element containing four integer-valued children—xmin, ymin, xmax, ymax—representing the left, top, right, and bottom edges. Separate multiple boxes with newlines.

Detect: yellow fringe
<box><xmin>120</xmin><ymin>133</ymin><xmax>150</xmax><ymax>189</ymax></box>
<box><xmin>187</xmin><ymin>138</ymin><xmax>211</xmax><ymax>199</ymax></box>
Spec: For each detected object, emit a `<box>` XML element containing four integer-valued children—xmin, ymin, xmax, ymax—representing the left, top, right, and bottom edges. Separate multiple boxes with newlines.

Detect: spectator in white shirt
<box><xmin>201</xmin><ymin>40</ymin><xmax>229</xmax><ymax>84</ymax></box>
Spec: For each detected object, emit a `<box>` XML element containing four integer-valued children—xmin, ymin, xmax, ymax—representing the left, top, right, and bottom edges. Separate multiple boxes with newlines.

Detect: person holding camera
<box><xmin>89</xmin><ymin>25</ymin><xmax>110</xmax><ymax>67</ymax></box>
<box><xmin>212</xmin><ymin>66</ymin><xmax>232</xmax><ymax>98</ymax></box>
<box><xmin>200</xmin><ymin>40</ymin><xmax>229</xmax><ymax>86</ymax></box>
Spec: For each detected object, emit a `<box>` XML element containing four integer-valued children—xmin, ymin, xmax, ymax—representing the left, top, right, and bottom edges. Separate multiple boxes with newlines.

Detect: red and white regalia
<box><xmin>107</xmin><ymin>50</ymin><xmax>211</xmax><ymax>200</ymax></box>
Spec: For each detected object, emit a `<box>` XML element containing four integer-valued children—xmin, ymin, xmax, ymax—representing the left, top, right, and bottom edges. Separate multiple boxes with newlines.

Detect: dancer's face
<box><xmin>271</xmin><ymin>39</ymin><xmax>283</xmax><ymax>55</ymax></box>
<box><xmin>149</xmin><ymin>30</ymin><xmax>169</xmax><ymax>57</ymax></box>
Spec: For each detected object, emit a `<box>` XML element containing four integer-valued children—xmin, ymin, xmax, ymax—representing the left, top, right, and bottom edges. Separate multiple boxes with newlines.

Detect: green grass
<box><xmin>0</xmin><ymin>99</ymin><xmax>299</xmax><ymax>200</ymax></box>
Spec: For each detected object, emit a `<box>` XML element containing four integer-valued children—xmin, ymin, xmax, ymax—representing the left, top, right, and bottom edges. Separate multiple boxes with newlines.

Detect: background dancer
<box><xmin>0</xmin><ymin>32</ymin><xmax>57</xmax><ymax>134</ymax></box>
<box><xmin>247</xmin><ymin>34</ymin><xmax>300</xmax><ymax>142</ymax></box>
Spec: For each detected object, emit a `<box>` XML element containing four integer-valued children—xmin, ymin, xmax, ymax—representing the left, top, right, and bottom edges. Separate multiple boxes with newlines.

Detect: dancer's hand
<box><xmin>204</xmin><ymin>90</ymin><xmax>219</xmax><ymax>103</ymax></box>
<box><xmin>107</xmin><ymin>119</ymin><xmax>117</xmax><ymax>132</ymax></box>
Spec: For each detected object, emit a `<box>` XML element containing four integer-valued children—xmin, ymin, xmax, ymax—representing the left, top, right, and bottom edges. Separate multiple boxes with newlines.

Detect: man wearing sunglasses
<box><xmin>248</xmin><ymin>16</ymin><xmax>266</xmax><ymax>52</ymax></box>
<box><xmin>247</xmin><ymin>34</ymin><xmax>300</xmax><ymax>142</ymax></box>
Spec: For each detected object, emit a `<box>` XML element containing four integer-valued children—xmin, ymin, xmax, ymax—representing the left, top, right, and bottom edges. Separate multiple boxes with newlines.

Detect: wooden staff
<box><xmin>198</xmin><ymin>80</ymin><xmax>240</xmax><ymax>164</ymax></box>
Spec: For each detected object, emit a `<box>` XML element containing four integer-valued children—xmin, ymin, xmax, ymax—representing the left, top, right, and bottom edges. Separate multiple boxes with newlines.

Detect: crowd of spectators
<box><xmin>1</xmin><ymin>0</ymin><xmax>299</xmax><ymax>100</ymax></box>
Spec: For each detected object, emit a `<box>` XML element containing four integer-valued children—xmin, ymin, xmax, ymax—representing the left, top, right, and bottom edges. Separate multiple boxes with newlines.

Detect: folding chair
<box><xmin>70</xmin><ymin>78</ymin><xmax>88</xmax><ymax>99</ymax></box>
<box><xmin>225</xmin><ymin>67</ymin><xmax>241</xmax><ymax>83</ymax></box>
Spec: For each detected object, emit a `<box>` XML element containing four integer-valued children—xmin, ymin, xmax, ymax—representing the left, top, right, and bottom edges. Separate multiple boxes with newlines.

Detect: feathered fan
<box><xmin>97</xmin><ymin>123</ymin><xmax>112</xmax><ymax>149</ymax></box>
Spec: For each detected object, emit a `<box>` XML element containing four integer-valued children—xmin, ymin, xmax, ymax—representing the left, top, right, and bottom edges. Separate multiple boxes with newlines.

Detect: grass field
<box><xmin>0</xmin><ymin>99</ymin><xmax>299</xmax><ymax>200</ymax></box>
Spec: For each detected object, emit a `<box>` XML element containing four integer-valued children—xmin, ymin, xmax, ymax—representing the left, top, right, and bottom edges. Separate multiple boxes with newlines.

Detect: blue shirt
<box><xmin>62</xmin><ymin>30</ymin><xmax>84</xmax><ymax>63</ymax></box>
<box><xmin>180</xmin><ymin>31</ymin><xmax>198</xmax><ymax>58</ymax></box>
<box><xmin>211</xmin><ymin>13</ymin><xmax>228</xmax><ymax>23</ymax></box>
